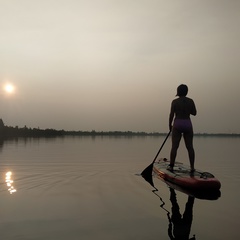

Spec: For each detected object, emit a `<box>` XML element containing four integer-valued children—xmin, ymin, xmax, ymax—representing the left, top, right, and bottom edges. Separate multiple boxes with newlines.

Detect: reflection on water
<box><xmin>142</xmin><ymin>169</ymin><xmax>222</xmax><ymax>240</ymax></box>
<box><xmin>5</xmin><ymin>171</ymin><xmax>17</xmax><ymax>194</ymax></box>
<box><xmin>0</xmin><ymin>136</ymin><xmax>239</xmax><ymax>239</ymax></box>
<box><xmin>168</xmin><ymin>188</ymin><xmax>195</xmax><ymax>240</ymax></box>
<box><xmin>153</xmin><ymin>188</ymin><xmax>195</xmax><ymax>240</ymax></box>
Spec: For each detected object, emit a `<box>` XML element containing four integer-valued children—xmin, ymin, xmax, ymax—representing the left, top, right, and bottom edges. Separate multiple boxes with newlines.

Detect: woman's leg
<box><xmin>183</xmin><ymin>130</ymin><xmax>195</xmax><ymax>170</ymax></box>
<box><xmin>170</xmin><ymin>128</ymin><xmax>182</xmax><ymax>167</ymax></box>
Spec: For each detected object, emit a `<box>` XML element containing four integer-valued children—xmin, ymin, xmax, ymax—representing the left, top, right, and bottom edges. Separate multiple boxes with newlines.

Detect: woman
<box><xmin>168</xmin><ymin>84</ymin><xmax>197</xmax><ymax>172</ymax></box>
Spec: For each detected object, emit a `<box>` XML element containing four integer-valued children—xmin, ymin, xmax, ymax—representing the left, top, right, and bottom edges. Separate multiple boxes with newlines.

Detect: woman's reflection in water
<box><xmin>141</xmin><ymin>173</ymin><xmax>196</xmax><ymax>239</ymax></box>
<box><xmin>168</xmin><ymin>188</ymin><xmax>195</xmax><ymax>240</ymax></box>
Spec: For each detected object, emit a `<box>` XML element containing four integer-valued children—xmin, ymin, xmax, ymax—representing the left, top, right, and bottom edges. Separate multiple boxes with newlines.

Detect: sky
<box><xmin>0</xmin><ymin>0</ymin><xmax>239</xmax><ymax>133</ymax></box>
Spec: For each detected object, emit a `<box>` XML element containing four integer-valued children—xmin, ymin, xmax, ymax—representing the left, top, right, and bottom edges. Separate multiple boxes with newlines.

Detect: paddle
<box><xmin>141</xmin><ymin>130</ymin><xmax>171</xmax><ymax>187</ymax></box>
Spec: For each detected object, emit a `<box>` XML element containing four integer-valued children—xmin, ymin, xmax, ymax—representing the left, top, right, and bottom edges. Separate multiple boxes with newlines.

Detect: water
<box><xmin>0</xmin><ymin>136</ymin><xmax>239</xmax><ymax>239</ymax></box>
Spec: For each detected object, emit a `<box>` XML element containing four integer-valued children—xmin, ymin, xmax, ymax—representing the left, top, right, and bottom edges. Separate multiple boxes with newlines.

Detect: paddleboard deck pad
<box><xmin>153</xmin><ymin>158</ymin><xmax>221</xmax><ymax>191</ymax></box>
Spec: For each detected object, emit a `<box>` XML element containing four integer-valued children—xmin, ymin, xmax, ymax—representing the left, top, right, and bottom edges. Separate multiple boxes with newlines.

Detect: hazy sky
<box><xmin>0</xmin><ymin>0</ymin><xmax>239</xmax><ymax>133</ymax></box>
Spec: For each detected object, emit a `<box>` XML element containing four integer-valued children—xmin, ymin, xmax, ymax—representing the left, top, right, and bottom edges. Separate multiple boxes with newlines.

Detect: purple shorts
<box><xmin>173</xmin><ymin>119</ymin><xmax>193</xmax><ymax>133</ymax></box>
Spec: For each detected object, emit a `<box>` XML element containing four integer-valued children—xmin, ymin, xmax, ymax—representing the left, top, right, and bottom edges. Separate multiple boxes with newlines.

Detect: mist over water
<box><xmin>0</xmin><ymin>136</ymin><xmax>239</xmax><ymax>239</ymax></box>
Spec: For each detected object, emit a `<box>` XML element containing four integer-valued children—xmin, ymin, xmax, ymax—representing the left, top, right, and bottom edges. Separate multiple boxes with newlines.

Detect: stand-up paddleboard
<box><xmin>153</xmin><ymin>158</ymin><xmax>221</xmax><ymax>191</ymax></box>
<box><xmin>162</xmin><ymin>180</ymin><xmax>221</xmax><ymax>200</ymax></box>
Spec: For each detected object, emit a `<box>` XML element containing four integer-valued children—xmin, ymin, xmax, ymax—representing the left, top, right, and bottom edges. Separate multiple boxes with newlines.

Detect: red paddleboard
<box><xmin>153</xmin><ymin>158</ymin><xmax>221</xmax><ymax>191</ymax></box>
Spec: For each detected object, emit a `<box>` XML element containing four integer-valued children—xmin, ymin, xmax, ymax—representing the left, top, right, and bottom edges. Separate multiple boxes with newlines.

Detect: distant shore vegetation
<box><xmin>0</xmin><ymin>119</ymin><xmax>239</xmax><ymax>138</ymax></box>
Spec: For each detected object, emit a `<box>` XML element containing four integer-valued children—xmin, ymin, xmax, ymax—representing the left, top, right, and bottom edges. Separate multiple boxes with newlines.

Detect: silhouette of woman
<box><xmin>168</xmin><ymin>84</ymin><xmax>197</xmax><ymax>172</ymax></box>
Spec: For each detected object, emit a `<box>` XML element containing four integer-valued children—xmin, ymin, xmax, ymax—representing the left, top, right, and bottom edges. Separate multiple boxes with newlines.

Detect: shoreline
<box><xmin>1</xmin><ymin>126</ymin><xmax>240</xmax><ymax>139</ymax></box>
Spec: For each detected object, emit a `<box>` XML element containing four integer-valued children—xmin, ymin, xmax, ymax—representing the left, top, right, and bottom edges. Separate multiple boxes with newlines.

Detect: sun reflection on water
<box><xmin>5</xmin><ymin>171</ymin><xmax>17</xmax><ymax>194</ymax></box>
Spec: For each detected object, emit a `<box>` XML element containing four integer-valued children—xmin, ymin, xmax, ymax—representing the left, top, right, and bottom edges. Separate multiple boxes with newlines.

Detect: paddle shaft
<box><xmin>141</xmin><ymin>130</ymin><xmax>171</xmax><ymax>179</ymax></box>
<box><xmin>152</xmin><ymin>130</ymin><xmax>171</xmax><ymax>164</ymax></box>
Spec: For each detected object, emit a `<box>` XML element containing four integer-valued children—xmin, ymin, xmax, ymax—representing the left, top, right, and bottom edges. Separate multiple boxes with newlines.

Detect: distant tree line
<box><xmin>0</xmin><ymin>119</ymin><xmax>239</xmax><ymax>139</ymax></box>
<box><xmin>1</xmin><ymin>125</ymin><xmax>166</xmax><ymax>138</ymax></box>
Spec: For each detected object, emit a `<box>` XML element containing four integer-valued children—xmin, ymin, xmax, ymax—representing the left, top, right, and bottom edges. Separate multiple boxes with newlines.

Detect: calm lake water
<box><xmin>0</xmin><ymin>136</ymin><xmax>239</xmax><ymax>240</ymax></box>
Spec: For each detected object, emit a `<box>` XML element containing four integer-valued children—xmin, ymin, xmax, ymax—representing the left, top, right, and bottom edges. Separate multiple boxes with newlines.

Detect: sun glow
<box><xmin>4</xmin><ymin>83</ymin><xmax>15</xmax><ymax>94</ymax></box>
<box><xmin>5</xmin><ymin>171</ymin><xmax>17</xmax><ymax>194</ymax></box>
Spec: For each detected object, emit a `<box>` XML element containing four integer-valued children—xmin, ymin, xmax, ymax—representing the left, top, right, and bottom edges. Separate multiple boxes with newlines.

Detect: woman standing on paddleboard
<box><xmin>168</xmin><ymin>84</ymin><xmax>197</xmax><ymax>172</ymax></box>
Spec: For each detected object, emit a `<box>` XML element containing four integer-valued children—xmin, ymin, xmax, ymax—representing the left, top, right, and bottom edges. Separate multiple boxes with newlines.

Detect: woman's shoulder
<box><xmin>184</xmin><ymin>96</ymin><xmax>195</xmax><ymax>102</ymax></box>
<box><xmin>173</xmin><ymin>96</ymin><xmax>193</xmax><ymax>101</ymax></box>
<box><xmin>172</xmin><ymin>97</ymin><xmax>195</xmax><ymax>105</ymax></box>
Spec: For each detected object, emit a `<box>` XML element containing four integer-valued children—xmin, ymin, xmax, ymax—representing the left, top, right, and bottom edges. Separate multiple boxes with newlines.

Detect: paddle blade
<box><xmin>141</xmin><ymin>163</ymin><xmax>154</xmax><ymax>188</ymax></box>
<box><xmin>141</xmin><ymin>162</ymin><xmax>153</xmax><ymax>176</ymax></box>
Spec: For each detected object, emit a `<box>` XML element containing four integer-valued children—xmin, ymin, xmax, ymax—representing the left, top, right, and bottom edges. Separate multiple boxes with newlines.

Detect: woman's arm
<box><xmin>191</xmin><ymin>100</ymin><xmax>197</xmax><ymax>116</ymax></box>
<box><xmin>169</xmin><ymin>101</ymin><xmax>175</xmax><ymax>130</ymax></box>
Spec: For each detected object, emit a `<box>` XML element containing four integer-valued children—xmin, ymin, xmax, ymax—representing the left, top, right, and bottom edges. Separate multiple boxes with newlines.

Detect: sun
<box><xmin>4</xmin><ymin>83</ymin><xmax>15</xmax><ymax>94</ymax></box>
